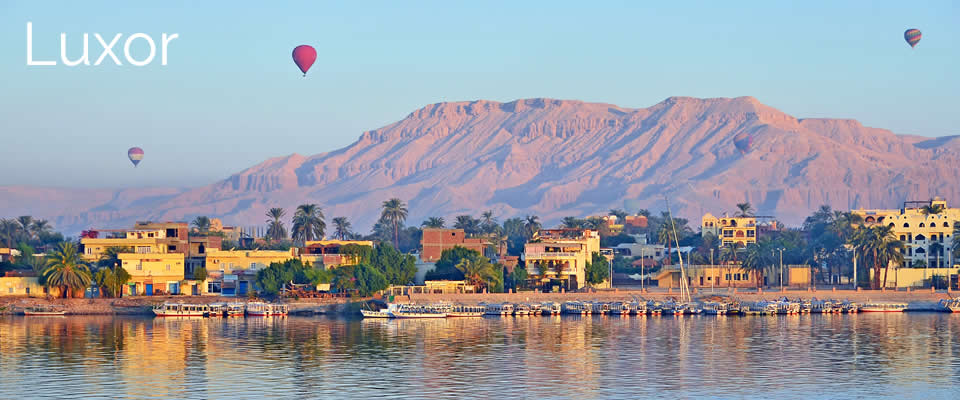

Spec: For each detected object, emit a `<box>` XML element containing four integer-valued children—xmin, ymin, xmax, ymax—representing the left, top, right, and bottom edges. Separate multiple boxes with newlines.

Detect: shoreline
<box><xmin>1</xmin><ymin>288</ymin><xmax>954</xmax><ymax>315</ymax></box>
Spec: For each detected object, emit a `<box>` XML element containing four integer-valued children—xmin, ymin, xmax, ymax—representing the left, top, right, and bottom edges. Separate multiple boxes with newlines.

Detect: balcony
<box><xmin>525</xmin><ymin>252</ymin><xmax>579</xmax><ymax>259</ymax></box>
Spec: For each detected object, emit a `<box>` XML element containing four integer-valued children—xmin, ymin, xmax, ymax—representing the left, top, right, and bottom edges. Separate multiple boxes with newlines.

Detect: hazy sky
<box><xmin>0</xmin><ymin>1</ymin><xmax>957</xmax><ymax>188</ymax></box>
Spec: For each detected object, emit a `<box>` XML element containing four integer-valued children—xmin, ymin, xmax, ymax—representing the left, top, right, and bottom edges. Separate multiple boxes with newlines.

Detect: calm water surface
<box><xmin>1</xmin><ymin>314</ymin><xmax>958</xmax><ymax>399</ymax></box>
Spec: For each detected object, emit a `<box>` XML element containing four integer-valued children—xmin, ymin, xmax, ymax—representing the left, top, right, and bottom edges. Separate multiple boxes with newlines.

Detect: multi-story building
<box><xmin>300</xmin><ymin>240</ymin><xmax>374</xmax><ymax>267</ymax></box>
<box><xmin>80</xmin><ymin>221</ymin><xmax>190</xmax><ymax>261</ymax></box>
<box><xmin>204</xmin><ymin>249</ymin><xmax>296</xmax><ymax>296</ymax></box>
<box><xmin>119</xmin><ymin>252</ymin><xmax>186</xmax><ymax>296</ymax></box>
<box><xmin>0</xmin><ymin>248</ymin><xmax>18</xmax><ymax>263</ymax></box>
<box><xmin>420</xmin><ymin>228</ymin><xmax>490</xmax><ymax>262</ymax></box>
<box><xmin>701</xmin><ymin>213</ymin><xmax>757</xmax><ymax>247</ymax></box>
<box><xmin>523</xmin><ymin>228</ymin><xmax>601</xmax><ymax>290</ymax></box>
<box><xmin>853</xmin><ymin>197</ymin><xmax>960</xmax><ymax>268</ymax></box>
<box><xmin>655</xmin><ymin>264</ymin><xmax>812</xmax><ymax>289</ymax></box>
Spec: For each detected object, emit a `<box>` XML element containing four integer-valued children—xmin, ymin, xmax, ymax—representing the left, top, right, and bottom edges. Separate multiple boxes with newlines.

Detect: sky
<box><xmin>0</xmin><ymin>1</ymin><xmax>957</xmax><ymax>188</ymax></box>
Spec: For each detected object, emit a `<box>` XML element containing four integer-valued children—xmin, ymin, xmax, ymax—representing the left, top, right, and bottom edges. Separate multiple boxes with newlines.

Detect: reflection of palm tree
<box><xmin>265</xmin><ymin>208</ymin><xmax>287</xmax><ymax>241</ymax></box>
<box><xmin>44</xmin><ymin>242</ymin><xmax>92</xmax><ymax>298</ymax></box>
<box><xmin>380</xmin><ymin>198</ymin><xmax>408</xmax><ymax>249</ymax></box>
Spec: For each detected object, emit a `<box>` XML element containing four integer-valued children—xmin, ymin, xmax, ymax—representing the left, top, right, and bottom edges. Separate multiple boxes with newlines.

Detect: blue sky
<box><xmin>0</xmin><ymin>1</ymin><xmax>957</xmax><ymax>187</ymax></box>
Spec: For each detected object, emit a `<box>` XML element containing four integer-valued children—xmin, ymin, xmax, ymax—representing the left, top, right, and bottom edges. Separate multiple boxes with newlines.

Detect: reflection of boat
<box><xmin>246</xmin><ymin>302</ymin><xmax>289</xmax><ymax>316</ymax></box>
<box><xmin>153</xmin><ymin>303</ymin><xmax>210</xmax><ymax>317</ymax></box>
<box><xmin>23</xmin><ymin>306</ymin><xmax>66</xmax><ymax>316</ymax></box>
<box><xmin>859</xmin><ymin>302</ymin><xmax>907</xmax><ymax>313</ymax></box>
<box><xmin>448</xmin><ymin>304</ymin><xmax>485</xmax><ymax>317</ymax></box>
<box><xmin>939</xmin><ymin>298</ymin><xmax>960</xmax><ymax>312</ymax></box>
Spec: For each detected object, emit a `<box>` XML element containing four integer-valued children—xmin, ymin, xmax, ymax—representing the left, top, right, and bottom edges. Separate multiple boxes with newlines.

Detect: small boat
<box><xmin>859</xmin><ymin>302</ymin><xmax>907</xmax><ymax>313</ymax></box>
<box><xmin>647</xmin><ymin>301</ymin><xmax>663</xmax><ymax>315</ymax></box>
<box><xmin>938</xmin><ymin>298</ymin><xmax>960</xmax><ymax>313</ymax></box>
<box><xmin>225</xmin><ymin>303</ymin><xmax>246</xmax><ymax>317</ymax></box>
<box><xmin>702</xmin><ymin>302</ymin><xmax>728</xmax><ymax>315</ymax></box>
<box><xmin>842</xmin><ymin>301</ymin><xmax>859</xmax><ymax>314</ymax></box>
<box><xmin>513</xmin><ymin>303</ymin><xmax>532</xmax><ymax>316</ymax></box>
<box><xmin>562</xmin><ymin>301</ymin><xmax>589</xmax><ymax>315</ymax></box>
<box><xmin>246</xmin><ymin>302</ymin><xmax>289</xmax><ymax>316</ymax></box>
<box><xmin>389</xmin><ymin>304</ymin><xmax>446</xmax><ymax>318</ymax></box>
<box><xmin>541</xmin><ymin>302</ymin><xmax>562</xmax><ymax>315</ymax></box>
<box><xmin>448</xmin><ymin>304</ymin><xmax>485</xmax><ymax>317</ymax></box>
<box><xmin>485</xmin><ymin>303</ymin><xmax>514</xmax><ymax>316</ymax></box>
<box><xmin>590</xmin><ymin>302</ymin><xmax>610</xmax><ymax>315</ymax></box>
<box><xmin>528</xmin><ymin>303</ymin><xmax>543</xmax><ymax>316</ymax></box>
<box><xmin>632</xmin><ymin>301</ymin><xmax>648</xmax><ymax>315</ymax></box>
<box><xmin>23</xmin><ymin>306</ymin><xmax>66</xmax><ymax>316</ymax></box>
<box><xmin>207</xmin><ymin>303</ymin><xmax>227</xmax><ymax>317</ymax></box>
<box><xmin>610</xmin><ymin>302</ymin><xmax>634</xmax><ymax>315</ymax></box>
<box><xmin>153</xmin><ymin>303</ymin><xmax>210</xmax><ymax>317</ymax></box>
<box><xmin>361</xmin><ymin>309</ymin><xmax>391</xmax><ymax>318</ymax></box>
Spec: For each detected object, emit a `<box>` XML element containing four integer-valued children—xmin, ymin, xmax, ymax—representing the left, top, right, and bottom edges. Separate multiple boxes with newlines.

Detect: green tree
<box><xmin>94</xmin><ymin>266</ymin><xmax>131</xmax><ymax>298</ymax></box>
<box><xmin>561</xmin><ymin>216</ymin><xmax>584</xmax><ymax>229</ymax></box>
<box><xmin>265</xmin><ymin>207</ymin><xmax>288</xmax><ymax>242</ymax></box>
<box><xmin>292</xmin><ymin>204</ymin><xmax>326</xmax><ymax>244</ymax></box>
<box><xmin>523</xmin><ymin>215</ymin><xmax>541</xmax><ymax>240</ymax></box>
<box><xmin>371</xmin><ymin>243</ymin><xmax>417</xmax><ymax>285</ymax></box>
<box><xmin>454</xmin><ymin>215</ymin><xmax>481</xmax><ymax>236</ymax></box>
<box><xmin>608</xmin><ymin>209</ymin><xmax>628</xmax><ymax>221</ymax></box>
<box><xmin>586</xmin><ymin>252</ymin><xmax>610</xmax><ymax>285</ymax></box>
<box><xmin>421</xmin><ymin>217</ymin><xmax>446</xmax><ymax>228</ymax></box>
<box><xmin>97</xmin><ymin>246</ymin><xmax>133</xmax><ymax>269</ymax></box>
<box><xmin>425</xmin><ymin>246</ymin><xmax>484</xmax><ymax>281</ymax></box>
<box><xmin>353</xmin><ymin>264</ymin><xmax>389</xmax><ymax>296</ymax></box>
<box><xmin>192</xmin><ymin>216</ymin><xmax>211</xmax><ymax>233</ymax></box>
<box><xmin>455</xmin><ymin>257</ymin><xmax>499</xmax><ymax>292</ymax></box>
<box><xmin>255</xmin><ymin>259</ymin><xmax>330</xmax><ymax>295</ymax></box>
<box><xmin>480</xmin><ymin>211</ymin><xmax>498</xmax><ymax>235</ymax></box>
<box><xmin>193</xmin><ymin>266</ymin><xmax>208</xmax><ymax>282</ymax></box>
<box><xmin>740</xmin><ymin>241</ymin><xmax>772</xmax><ymax>288</ymax></box>
<box><xmin>851</xmin><ymin>224</ymin><xmax>903</xmax><ymax>289</ymax></box>
<box><xmin>380</xmin><ymin>198</ymin><xmax>408</xmax><ymax>249</ymax></box>
<box><xmin>508</xmin><ymin>264</ymin><xmax>528</xmax><ymax>290</ymax></box>
<box><xmin>44</xmin><ymin>242</ymin><xmax>92</xmax><ymax>298</ymax></box>
<box><xmin>332</xmin><ymin>217</ymin><xmax>352</xmax><ymax>240</ymax></box>
<box><xmin>921</xmin><ymin>203</ymin><xmax>945</xmax><ymax>215</ymax></box>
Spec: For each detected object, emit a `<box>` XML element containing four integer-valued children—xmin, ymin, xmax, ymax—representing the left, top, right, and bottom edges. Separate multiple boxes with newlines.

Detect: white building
<box><xmin>853</xmin><ymin>197</ymin><xmax>959</xmax><ymax>268</ymax></box>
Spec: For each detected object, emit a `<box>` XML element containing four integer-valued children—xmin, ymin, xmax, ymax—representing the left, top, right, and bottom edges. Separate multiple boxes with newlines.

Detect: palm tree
<box><xmin>44</xmin><ymin>242</ymin><xmax>93</xmax><ymax>298</ymax></box>
<box><xmin>851</xmin><ymin>224</ymin><xmax>901</xmax><ymax>289</ymax></box>
<box><xmin>929</xmin><ymin>242</ymin><xmax>944</xmax><ymax>268</ymax></box>
<box><xmin>421</xmin><ymin>217</ymin><xmax>445</xmax><ymax>229</ymax></box>
<box><xmin>740</xmin><ymin>242</ymin><xmax>769</xmax><ymax>288</ymax></box>
<box><xmin>455</xmin><ymin>257</ymin><xmax>497</xmax><ymax>291</ymax></box>
<box><xmin>191</xmin><ymin>216</ymin><xmax>211</xmax><ymax>233</ymax></box>
<box><xmin>921</xmin><ymin>203</ymin><xmax>945</xmax><ymax>215</ymax></box>
<box><xmin>16</xmin><ymin>216</ymin><xmax>35</xmax><ymax>242</ymax></box>
<box><xmin>97</xmin><ymin>246</ymin><xmax>133</xmax><ymax>269</ymax></box>
<box><xmin>291</xmin><ymin>204</ymin><xmax>326</xmax><ymax>244</ymax></box>
<box><xmin>561</xmin><ymin>216</ymin><xmax>582</xmax><ymax>229</ymax></box>
<box><xmin>523</xmin><ymin>215</ymin><xmax>541</xmax><ymax>240</ymax></box>
<box><xmin>734</xmin><ymin>203</ymin><xmax>754</xmax><ymax>218</ymax></box>
<box><xmin>380</xmin><ymin>198</ymin><xmax>408</xmax><ymax>249</ymax></box>
<box><xmin>720</xmin><ymin>242</ymin><xmax>742</xmax><ymax>287</ymax></box>
<box><xmin>29</xmin><ymin>219</ymin><xmax>51</xmax><ymax>240</ymax></box>
<box><xmin>0</xmin><ymin>219</ymin><xmax>19</xmax><ymax>248</ymax></box>
<box><xmin>454</xmin><ymin>215</ymin><xmax>480</xmax><ymax>236</ymax></box>
<box><xmin>657</xmin><ymin>222</ymin><xmax>674</xmax><ymax>265</ymax></box>
<box><xmin>332</xmin><ymin>217</ymin><xmax>352</xmax><ymax>240</ymax></box>
<box><xmin>480</xmin><ymin>210</ymin><xmax>497</xmax><ymax>234</ymax></box>
<box><xmin>881</xmin><ymin>240</ymin><xmax>906</xmax><ymax>289</ymax></box>
<box><xmin>636</xmin><ymin>209</ymin><xmax>652</xmax><ymax>218</ymax></box>
<box><xmin>265</xmin><ymin>208</ymin><xmax>287</xmax><ymax>242</ymax></box>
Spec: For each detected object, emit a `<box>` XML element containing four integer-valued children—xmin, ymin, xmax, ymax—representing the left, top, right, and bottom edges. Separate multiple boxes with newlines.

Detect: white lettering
<box><xmin>124</xmin><ymin>33</ymin><xmax>156</xmax><ymax>66</ymax></box>
<box><xmin>60</xmin><ymin>33</ymin><xmax>90</xmax><ymax>66</ymax></box>
<box><xmin>161</xmin><ymin>33</ymin><xmax>178</xmax><ymax>65</ymax></box>
<box><xmin>94</xmin><ymin>33</ymin><xmax>122</xmax><ymax>65</ymax></box>
<box><xmin>26</xmin><ymin>22</ymin><xmax>56</xmax><ymax>66</ymax></box>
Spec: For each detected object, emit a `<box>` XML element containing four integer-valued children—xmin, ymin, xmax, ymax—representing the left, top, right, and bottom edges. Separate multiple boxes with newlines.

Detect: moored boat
<box><xmin>513</xmin><ymin>303</ymin><xmax>532</xmax><ymax>316</ymax></box>
<box><xmin>938</xmin><ymin>298</ymin><xmax>960</xmax><ymax>312</ymax></box>
<box><xmin>389</xmin><ymin>304</ymin><xmax>446</xmax><ymax>318</ymax></box>
<box><xmin>23</xmin><ymin>306</ymin><xmax>66</xmax><ymax>316</ymax></box>
<box><xmin>153</xmin><ymin>303</ymin><xmax>210</xmax><ymax>317</ymax></box>
<box><xmin>591</xmin><ymin>302</ymin><xmax>610</xmax><ymax>315</ymax></box>
<box><xmin>448</xmin><ymin>304</ymin><xmax>485</xmax><ymax>317</ymax></box>
<box><xmin>225</xmin><ymin>303</ymin><xmax>246</xmax><ymax>317</ymax></box>
<box><xmin>562</xmin><ymin>301</ymin><xmax>589</xmax><ymax>315</ymax></box>
<box><xmin>485</xmin><ymin>303</ymin><xmax>514</xmax><ymax>316</ymax></box>
<box><xmin>541</xmin><ymin>302</ymin><xmax>562</xmax><ymax>315</ymax></box>
<box><xmin>246</xmin><ymin>302</ymin><xmax>288</xmax><ymax>316</ymax></box>
<box><xmin>859</xmin><ymin>302</ymin><xmax>907</xmax><ymax>313</ymax></box>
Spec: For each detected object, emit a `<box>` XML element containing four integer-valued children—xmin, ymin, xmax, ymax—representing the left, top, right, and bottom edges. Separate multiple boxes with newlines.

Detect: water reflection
<box><xmin>0</xmin><ymin>314</ymin><xmax>958</xmax><ymax>399</ymax></box>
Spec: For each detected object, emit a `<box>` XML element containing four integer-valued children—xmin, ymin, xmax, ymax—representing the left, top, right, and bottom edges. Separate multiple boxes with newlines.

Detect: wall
<box><xmin>869</xmin><ymin>267</ymin><xmax>959</xmax><ymax>288</ymax></box>
<box><xmin>0</xmin><ymin>277</ymin><xmax>49</xmax><ymax>297</ymax></box>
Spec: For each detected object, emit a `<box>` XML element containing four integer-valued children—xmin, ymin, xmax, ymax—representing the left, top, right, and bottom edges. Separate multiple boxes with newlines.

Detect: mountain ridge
<box><xmin>3</xmin><ymin>96</ymin><xmax>956</xmax><ymax>235</ymax></box>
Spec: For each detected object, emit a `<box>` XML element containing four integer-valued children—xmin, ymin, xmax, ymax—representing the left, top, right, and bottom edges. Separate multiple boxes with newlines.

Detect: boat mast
<box><xmin>664</xmin><ymin>196</ymin><xmax>691</xmax><ymax>303</ymax></box>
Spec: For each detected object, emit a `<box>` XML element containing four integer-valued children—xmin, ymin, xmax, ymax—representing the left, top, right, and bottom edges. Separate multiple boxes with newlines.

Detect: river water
<box><xmin>1</xmin><ymin>314</ymin><xmax>958</xmax><ymax>399</ymax></box>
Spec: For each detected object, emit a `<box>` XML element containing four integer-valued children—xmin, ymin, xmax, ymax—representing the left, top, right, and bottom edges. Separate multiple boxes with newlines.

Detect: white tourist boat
<box><xmin>610</xmin><ymin>302</ymin><xmax>634</xmax><ymax>315</ymax></box>
<box><xmin>361</xmin><ymin>309</ymin><xmax>392</xmax><ymax>318</ymax></box>
<box><xmin>562</xmin><ymin>301</ymin><xmax>589</xmax><ymax>315</ymax></box>
<box><xmin>938</xmin><ymin>298</ymin><xmax>960</xmax><ymax>313</ymax></box>
<box><xmin>702</xmin><ymin>302</ymin><xmax>728</xmax><ymax>315</ymax></box>
<box><xmin>153</xmin><ymin>303</ymin><xmax>210</xmax><ymax>317</ymax></box>
<box><xmin>513</xmin><ymin>303</ymin><xmax>532</xmax><ymax>316</ymax></box>
<box><xmin>485</xmin><ymin>303</ymin><xmax>514</xmax><ymax>316</ymax></box>
<box><xmin>246</xmin><ymin>302</ymin><xmax>289</xmax><ymax>316</ymax></box>
<box><xmin>859</xmin><ymin>302</ymin><xmax>907</xmax><ymax>313</ymax></box>
<box><xmin>225</xmin><ymin>303</ymin><xmax>246</xmax><ymax>317</ymax></box>
<box><xmin>541</xmin><ymin>302</ymin><xmax>562</xmax><ymax>315</ymax></box>
<box><xmin>448</xmin><ymin>304</ymin><xmax>485</xmax><ymax>317</ymax></box>
<box><xmin>389</xmin><ymin>304</ymin><xmax>446</xmax><ymax>318</ymax></box>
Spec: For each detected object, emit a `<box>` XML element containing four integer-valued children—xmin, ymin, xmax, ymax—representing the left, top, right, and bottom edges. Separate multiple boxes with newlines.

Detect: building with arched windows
<box><xmin>852</xmin><ymin>197</ymin><xmax>960</xmax><ymax>268</ymax></box>
<box><xmin>701</xmin><ymin>213</ymin><xmax>757</xmax><ymax>246</ymax></box>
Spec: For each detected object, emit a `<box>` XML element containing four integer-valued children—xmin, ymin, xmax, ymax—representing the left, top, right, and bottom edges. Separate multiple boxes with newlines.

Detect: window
<box><xmin>944</xmin><ymin>222</ymin><xmax>950</xmax><ymax>228</ymax></box>
<box><xmin>166</xmin><ymin>264</ymin><xmax>171</xmax><ymax>271</ymax></box>
<box><xmin>148</xmin><ymin>232</ymin><xmax>155</xmax><ymax>238</ymax></box>
<box><xmin>919</xmin><ymin>223</ymin><xmax>925</xmax><ymax>228</ymax></box>
<box><xmin>136</xmin><ymin>263</ymin><xmax>143</xmax><ymax>271</ymax></box>
<box><xmin>168</xmin><ymin>245</ymin><xmax>176</xmax><ymax>252</ymax></box>
<box><xmin>25</xmin><ymin>288</ymin><xmax>29</xmax><ymax>295</ymax></box>
<box><xmin>136</xmin><ymin>246</ymin><xmax>151</xmax><ymax>254</ymax></box>
<box><xmin>900</xmin><ymin>235</ymin><xmax>906</xmax><ymax>241</ymax></box>
<box><xmin>725</xmin><ymin>274</ymin><xmax>731</xmax><ymax>280</ymax></box>
<box><xmin>207</xmin><ymin>281</ymin><xmax>221</xmax><ymax>293</ymax></box>
<box><xmin>747</xmin><ymin>230</ymin><xmax>755</xmax><ymax>237</ymax></box>
<box><xmin>723</xmin><ymin>230</ymin><xmax>734</xmax><ymax>238</ymax></box>
<box><xmin>8</xmin><ymin>288</ymin><xmax>12</xmax><ymax>294</ymax></box>
<box><xmin>250</xmin><ymin>262</ymin><xmax>257</xmax><ymax>269</ymax></box>
<box><xmin>904</xmin><ymin>223</ymin><xmax>910</xmax><ymax>228</ymax></box>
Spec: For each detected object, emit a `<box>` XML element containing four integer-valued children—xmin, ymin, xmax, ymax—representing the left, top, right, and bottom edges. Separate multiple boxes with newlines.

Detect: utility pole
<box><xmin>852</xmin><ymin>248</ymin><xmax>857</xmax><ymax>290</ymax></box>
<box><xmin>640</xmin><ymin>247</ymin><xmax>645</xmax><ymax>292</ymax></box>
<box><xmin>710</xmin><ymin>248</ymin><xmax>715</xmax><ymax>293</ymax></box>
<box><xmin>778</xmin><ymin>248</ymin><xmax>785</xmax><ymax>292</ymax></box>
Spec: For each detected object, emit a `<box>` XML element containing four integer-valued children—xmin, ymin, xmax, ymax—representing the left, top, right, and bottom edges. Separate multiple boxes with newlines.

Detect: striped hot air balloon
<box><xmin>128</xmin><ymin>147</ymin><xmax>144</xmax><ymax>167</ymax></box>
<box><xmin>904</xmin><ymin>29</ymin><xmax>922</xmax><ymax>48</ymax></box>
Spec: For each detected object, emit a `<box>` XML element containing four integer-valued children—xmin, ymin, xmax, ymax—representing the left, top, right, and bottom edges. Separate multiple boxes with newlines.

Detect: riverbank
<box><xmin>0</xmin><ymin>296</ymin><xmax>354</xmax><ymax>316</ymax></box>
<box><xmin>1</xmin><ymin>288</ymin><xmax>953</xmax><ymax>315</ymax></box>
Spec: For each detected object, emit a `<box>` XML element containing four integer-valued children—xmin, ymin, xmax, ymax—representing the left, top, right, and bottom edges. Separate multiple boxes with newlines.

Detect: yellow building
<box><xmin>80</xmin><ymin>222</ymin><xmax>189</xmax><ymax>261</ymax></box>
<box><xmin>0</xmin><ymin>276</ymin><xmax>51</xmax><ymax>297</ymax></box>
<box><xmin>300</xmin><ymin>240</ymin><xmax>374</xmax><ymax>267</ymax></box>
<box><xmin>524</xmin><ymin>229</ymin><xmax>601</xmax><ymax>290</ymax></box>
<box><xmin>119</xmin><ymin>253</ymin><xmax>185</xmax><ymax>296</ymax></box>
<box><xmin>205</xmin><ymin>249</ymin><xmax>297</xmax><ymax>274</ymax></box>
<box><xmin>655</xmin><ymin>265</ymin><xmax>812</xmax><ymax>289</ymax></box>
<box><xmin>870</xmin><ymin>267</ymin><xmax>959</xmax><ymax>289</ymax></box>
<box><xmin>701</xmin><ymin>213</ymin><xmax>757</xmax><ymax>246</ymax></box>
<box><xmin>853</xmin><ymin>197</ymin><xmax>960</xmax><ymax>268</ymax></box>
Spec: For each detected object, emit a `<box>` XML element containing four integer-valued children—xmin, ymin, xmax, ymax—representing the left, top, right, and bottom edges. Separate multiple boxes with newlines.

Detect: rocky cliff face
<box><xmin>4</xmin><ymin>96</ymin><xmax>957</xmax><ymax>234</ymax></box>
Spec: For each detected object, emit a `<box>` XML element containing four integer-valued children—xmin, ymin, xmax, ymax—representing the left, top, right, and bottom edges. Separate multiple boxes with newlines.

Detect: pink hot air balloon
<box><xmin>292</xmin><ymin>45</ymin><xmax>317</xmax><ymax>77</ymax></box>
<box><xmin>128</xmin><ymin>147</ymin><xmax>144</xmax><ymax>167</ymax></box>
